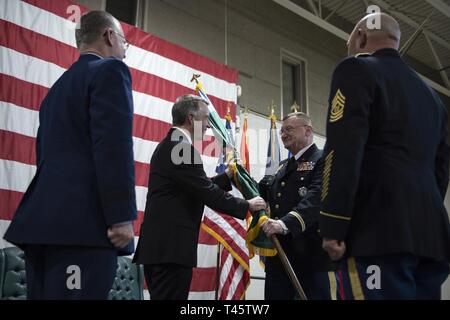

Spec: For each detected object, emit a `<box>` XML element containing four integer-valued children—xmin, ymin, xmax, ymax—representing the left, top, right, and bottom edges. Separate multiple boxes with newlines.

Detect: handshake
<box><xmin>223</xmin><ymin>158</ymin><xmax>267</xmax><ymax>213</ymax></box>
<box><xmin>247</xmin><ymin>196</ymin><xmax>267</xmax><ymax>212</ymax></box>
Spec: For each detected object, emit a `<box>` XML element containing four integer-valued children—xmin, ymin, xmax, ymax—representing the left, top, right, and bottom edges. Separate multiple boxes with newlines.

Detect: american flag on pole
<box><xmin>0</xmin><ymin>0</ymin><xmax>245</xmax><ymax>299</ymax></box>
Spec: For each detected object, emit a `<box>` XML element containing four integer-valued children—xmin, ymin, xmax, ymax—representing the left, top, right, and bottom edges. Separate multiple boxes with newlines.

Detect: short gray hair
<box><xmin>172</xmin><ymin>94</ymin><xmax>209</xmax><ymax>126</ymax></box>
<box><xmin>75</xmin><ymin>11</ymin><xmax>117</xmax><ymax>48</ymax></box>
<box><xmin>282</xmin><ymin>112</ymin><xmax>312</xmax><ymax>127</ymax></box>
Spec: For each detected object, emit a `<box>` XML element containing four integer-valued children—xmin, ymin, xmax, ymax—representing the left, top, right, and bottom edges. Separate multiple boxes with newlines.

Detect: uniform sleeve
<box><xmin>258</xmin><ymin>175</ymin><xmax>272</xmax><ymax>201</ymax></box>
<box><xmin>89</xmin><ymin>59</ymin><xmax>137</xmax><ymax>226</ymax></box>
<box><xmin>281</xmin><ymin>157</ymin><xmax>324</xmax><ymax>237</ymax></box>
<box><xmin>319</xmin><ymin>57</ymin><xmax>375</xmax><ymax>240</ymax></box>
<box><xmin>435</xmin><ymin>102</ymin><xmax>450</xmax><ymax>200</ymax></box>
<box><xmin>258</xmin><ymin>161</ymin><xmax>286</xmax><ymax>201</ymax></box>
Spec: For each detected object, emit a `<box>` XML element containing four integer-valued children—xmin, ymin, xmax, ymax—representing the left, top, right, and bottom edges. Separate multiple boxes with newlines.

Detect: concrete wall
<box><xmin>75</xmin><ymin>0</ymin><xmax>104</xmax><ymax>10</ymax></box>
<box><xmin>142</xmin><ymin>0</ymin><xmax>346</xmax><ymax>135</ymax></box>
<box><xmin>75</xmin><ymin>0</ymin><xmax>344</xmax><ymax>135</ymax></box>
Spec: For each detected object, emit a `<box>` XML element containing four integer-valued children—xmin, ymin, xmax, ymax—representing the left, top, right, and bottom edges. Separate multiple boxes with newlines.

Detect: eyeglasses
<box><xmin>105</xmin><ymin>30</ymin><xmax>129</xmax><ymax>50</ymax></box>
<box><xmin>114</xmin><ymin>31</ymin><xmax>129</xmax><ymax>50</ymax></box>
<box><xmin>279</xmin><ymin>124</ymin><xmax>310</xmax><ymax>135</ymax></box>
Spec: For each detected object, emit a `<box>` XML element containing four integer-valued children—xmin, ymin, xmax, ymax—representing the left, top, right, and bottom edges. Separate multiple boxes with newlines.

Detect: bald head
<box><xmin>76</xmin><ymin>10</ymin><xmax>128</xmax><ymax>60</ymax></box>
<box><xmin>75</xmin><ymin>11</ymin><xmax>120</xmax><ymax>48</ymax></box>
<box><xmin>347</xmin><ymin>12</ymin><xmax>401</xmax><ymax>56</ymax></box>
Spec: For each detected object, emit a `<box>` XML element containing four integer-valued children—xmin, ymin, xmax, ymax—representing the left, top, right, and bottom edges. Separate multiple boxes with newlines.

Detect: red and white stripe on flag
<box><xmin>201</xmin><ymin>186</ymin><xmax>251</xmax><ymax>300</ymax></box>
<box><xmin>0</xmin><ymin>0</ymin><xmax>247</xmax><ymax>299</ymax></box>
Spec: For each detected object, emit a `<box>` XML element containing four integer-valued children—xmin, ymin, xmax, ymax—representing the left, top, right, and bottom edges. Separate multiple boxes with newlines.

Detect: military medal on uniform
<box><xmin>298</xmin><ymin>186</ymin><xmax>308</xmax><ymax>197</ymax></box>
<box><xmin>297</xmin><ymin>161</ymin><xmax>315</xmax><ymax>171</ymax></box>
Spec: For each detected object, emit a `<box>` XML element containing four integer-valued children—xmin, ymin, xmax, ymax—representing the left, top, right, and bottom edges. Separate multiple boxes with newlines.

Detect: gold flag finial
<box><xmin>190</xmin><ymin>74</ymin><xmax>201</xmax><ymax>84</ymax></box>
<box><xmin>291</xmin><ymin>101</ymin><xmax>300</xmax><ymax>113</ymax></box>
<box><xmin>268</xmin><ymin>100</ymin><xmax>276</xmax><ymax>115</ymax></box>
<box><xmin>268</xmin><ymin>100</ymin><xmax>277</xmax><ymax>123</ymax></box>
<box><xmin>225</xmin><ymin>102</ymin><xmax>232</xmax><ymax>122</ymax></box>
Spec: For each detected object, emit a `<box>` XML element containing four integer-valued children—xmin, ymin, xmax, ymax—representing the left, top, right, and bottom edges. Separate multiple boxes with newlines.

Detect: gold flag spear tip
<box><xmin>225</xmin><ymin>102</ymin><xmax>232</xmax><ymax>122</ymax></box>
<box><xmin>268</xmin><ymin>100</ymin><xmax>277</xmax><ymax>122</ymax></box>
<box><xmin>291</xmin><ymin>101</ymin><xmax>300</xmax><ymax>113</ymax></box>
<box><xmin>190</xmin><ymin>74</ymin><xmax>201</xmax><ymax>84</ymax></box>
<box><xmin>239</xmin><ymin>105</ymin><xmax>248</xmax><ymax>119</ymax></box>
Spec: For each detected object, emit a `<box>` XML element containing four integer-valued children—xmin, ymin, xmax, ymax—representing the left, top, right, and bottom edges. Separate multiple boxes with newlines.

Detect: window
<box><xmin>105</xmin><ymin>0</ymin><xmax>138</xmax><ymax>25</ymax></box>
<box><xmin>281</xmin><ymin>51</ymin><xmax>307</xmax><ymax>118</ymax></box>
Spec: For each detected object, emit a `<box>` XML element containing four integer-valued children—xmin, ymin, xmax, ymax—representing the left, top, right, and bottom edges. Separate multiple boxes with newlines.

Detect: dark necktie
<box><xmin>287</xmin><ymin>156</ymin><xmax>297</xmax><ymax>171</ymax></box>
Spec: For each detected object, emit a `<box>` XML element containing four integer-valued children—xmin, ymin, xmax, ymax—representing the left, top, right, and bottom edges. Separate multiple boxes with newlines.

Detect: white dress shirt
<box><xmin>173</xmin><ymin>127</ymin><xmax>193</xmax><ymax>145</ymax></box>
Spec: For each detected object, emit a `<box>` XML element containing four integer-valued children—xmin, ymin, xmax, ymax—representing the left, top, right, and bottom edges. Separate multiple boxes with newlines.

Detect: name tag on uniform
<box><xmin>297</xmin><ymin>161</ymin><xmax>315</xmax><ymax>171</ymax></box>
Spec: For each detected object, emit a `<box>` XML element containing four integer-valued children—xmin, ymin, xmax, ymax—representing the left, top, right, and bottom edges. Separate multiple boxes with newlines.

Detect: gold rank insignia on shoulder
<box><xmin>297</xmin><ymin>161</ymin><xmax>315</xmax><ymax>171</ymax></box>
<box><xmin>330</xmin><ymin>89</ymin><xmax>345</xmax><ymax>123</ymax></box>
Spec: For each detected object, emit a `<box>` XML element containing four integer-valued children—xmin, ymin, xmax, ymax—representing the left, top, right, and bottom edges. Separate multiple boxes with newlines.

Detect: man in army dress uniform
<box><xmin>260</xmin><ymin>112</ymin><xmax>337</xmax><ymax>300</ymax></box>
<box><xmin>320</xmin><ymin>12</ymin><xmax>450</xmax><ymax>299</ymax></box>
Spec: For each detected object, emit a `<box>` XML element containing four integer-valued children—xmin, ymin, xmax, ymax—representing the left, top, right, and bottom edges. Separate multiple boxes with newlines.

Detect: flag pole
<box><xmin>215</xmin><ymin>243</ymin><xmax>221</xmax><ymax>300</ymax></box>
<box><xmin>270</xmin><ymin>234</ymin><xmax>308</xmax><ymax>300</ymax></box>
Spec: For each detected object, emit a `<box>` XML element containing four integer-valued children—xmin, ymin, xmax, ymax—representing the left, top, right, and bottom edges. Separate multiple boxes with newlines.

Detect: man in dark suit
<box><xmin>320</xmin><ymin>12</ymin><xmax>450</xmax><ymax>299</ymax></box>
<box><xmin>4</xmin><ymin>11</ymin><xmax>136</xmax><ymax>299</ymax></box>
<box><xmin>133</xmin><ymin>95</ymin><xmax>266</xmax><ymax>300</ymax></box>
<box><xmin>259</xmin><ymin>112</ymin><xmax>336</xmax><ymax>300</ymax></box>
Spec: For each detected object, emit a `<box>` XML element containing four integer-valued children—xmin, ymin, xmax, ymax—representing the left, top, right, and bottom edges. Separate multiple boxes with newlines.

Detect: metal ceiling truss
<box><xmin>273</xmin><ymin>0</ymin><xmax>450</xmax><ymax>97</ymax></box>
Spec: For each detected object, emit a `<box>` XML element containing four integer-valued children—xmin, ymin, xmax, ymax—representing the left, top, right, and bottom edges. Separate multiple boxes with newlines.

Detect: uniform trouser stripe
<box><xmin>327</xmin><ymin>271</ymin><xmax>337</xmax><ymax>300</ymax></box>
<box><xmin>347</xmin><ymin>257</ymin><xmax>365</xmax><ymax>300</ymax></box>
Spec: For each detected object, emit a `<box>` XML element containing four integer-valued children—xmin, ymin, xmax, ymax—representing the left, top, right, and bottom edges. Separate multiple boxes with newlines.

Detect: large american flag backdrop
<box><xmin>0</xmin><ymin>0</ymin><xmax>250</xmax><ymax>299</ymax></box>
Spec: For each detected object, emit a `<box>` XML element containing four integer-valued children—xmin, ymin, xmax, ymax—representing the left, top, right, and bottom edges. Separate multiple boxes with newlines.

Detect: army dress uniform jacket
<box><xmin>320</xmin><ymin>48</ymin><xmax>450</xmax><ymax>262</ymax></box>
<box><xmin>260</xmin><ymin>144</ymin><xmax>334</xmax><ymax>273</ymax></box>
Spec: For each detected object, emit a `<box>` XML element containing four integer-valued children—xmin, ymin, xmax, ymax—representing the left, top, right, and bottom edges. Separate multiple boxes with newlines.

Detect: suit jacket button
<box><xmin>277</xmin><ymin>193</ymin><xmax>281</xmax><ymax>197</ymax></box>
<box><xmin>275</xmin><ymin>204</ymin><xmax>279</xmax><ymax>209</ymax></box>
<box><xmin>300</xmin><ymin>177</ymin><xmax>304</xmax><ymax>181</ymax></box>
<box><xmin>281</xmin><ymin>182</ymin><xmax>286</xmax><ymax>187</ymax></box>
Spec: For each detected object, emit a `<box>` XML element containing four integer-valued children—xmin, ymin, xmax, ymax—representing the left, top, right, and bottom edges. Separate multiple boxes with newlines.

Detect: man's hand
<box><xmin>322</xmin><ymin>238</ymin><xmax>346</xmax><ymax>261</ymax></box>
<box><xmin>225</xmin><ymin>158</ymin><xmax>243</xmax><ymax>179</ymax></box>
<box><xmin>107</xmin><ymin>222</ymin><xmax>134</xmax><ymax>249</ymax></box>
<box><xmin>247</xmin><ymin>196</ymin><xmax>267</xmax><ymax>212</ymax></box>
<box><xmin>261</xmin><ymin>219</ymin><xmax>285</xmax><ymax>237</ymax></box>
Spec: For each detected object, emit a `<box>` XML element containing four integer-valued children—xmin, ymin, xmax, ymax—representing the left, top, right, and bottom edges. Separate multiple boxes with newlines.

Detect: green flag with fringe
<box><xmin>192</xmin><ymin>75</ymin><xmax>276</xmax><ymax>257</ymax></box>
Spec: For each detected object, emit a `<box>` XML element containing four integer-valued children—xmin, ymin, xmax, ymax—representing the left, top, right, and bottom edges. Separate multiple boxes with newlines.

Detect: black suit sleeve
<box><xmin>319</xmin><ymin>57</ymin><xmax>374</xmax><ymax>241</ymax></box>
<box><xmin>212</xmin><ymin>172</ymin><xmax>232</xmax><ymax>192</ymax></box>
<box><xmin>435</xmin><ymin>102</ymin><xmax>450</xmax><ymax>200</ymax></box>
<box><xmin>281</xmin><ymin>157</ymin><xmax>324</xmax><ymax>237</ymax></box>
<box><xmin>171</xmin><ymin>150</ymin><xmax>249</xmax><ymax>220</ymax></box>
